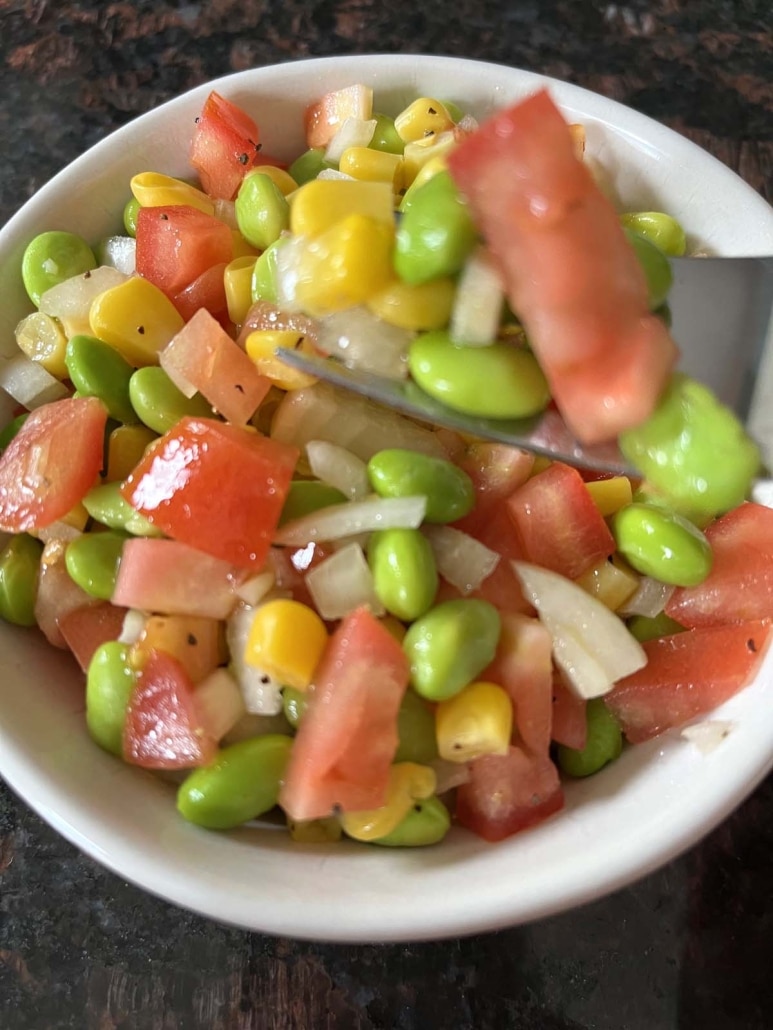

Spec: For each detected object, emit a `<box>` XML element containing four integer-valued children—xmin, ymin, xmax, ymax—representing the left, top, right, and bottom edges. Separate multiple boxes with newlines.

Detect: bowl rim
<box><xmin>2</xmin><ymin>53</ymin><xmax>773</xmax><ymax>943</ymax></box>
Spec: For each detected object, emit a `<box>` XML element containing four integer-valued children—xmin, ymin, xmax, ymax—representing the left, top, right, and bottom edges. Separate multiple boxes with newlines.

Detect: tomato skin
<box><xmin>58</xmin><ymin>602</ymin><xmax>128</xmax><ymax>672</ymax></box>
<box><xmin>136</xmin><ymin>205</ymin><xmax>233</xmax><ymax>298</ymax></box>
<box><xmin>666</xmin><ymin>503</ymin><xmax>773</xmax><ymax>628</ymax></box>
<box><xmin>447</xmin><ymin>89</ymin><xmax>676</xmax><ymax>444</ymax></box>
<box><xmin>172</xmin><ymin>262</ymin><xmax>230</xmax><ymax>324</ymax></box>
<box><xmin>455</xmin><ymin>746</ymin><xmax>564</xmax><ymax>842</ymax></box>
<box><xmin>506</xmin><ymin>462</ymin><xmax>615</xmax><ymax>579</ymax></box>
<box><xmin>0</xmin><ymin>397</ymin><xmax>107</xmax><ymax>533</ymax></box>
<box><xmin>122</xmin><ymin>417</ymin><xmax>298</xmax><ymax>570</ymax></box>
<box><xmin>123</xmin><ymin>648</ymin><xmax>217</xmax><ymax>769</ymax></box>
<box><xmin>605</xmin><ymin>620</ymin><xmax>772</xmax><ymax>743</ymax></box>
<box><xmin>190</xmin><ymin>91</ymin><xmax>263</xmax><ymax>200</ymax></box>
<box><xmin>279</xmin><ymin>607</ymin><xmax>410</xmax><ymax>820</ymax></box>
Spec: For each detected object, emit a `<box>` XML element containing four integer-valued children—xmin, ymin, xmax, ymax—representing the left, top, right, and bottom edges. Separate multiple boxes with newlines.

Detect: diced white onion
<box><xmin>98</xmin><ymin>236</ymin><xmax>136</xmax><ymax>275</ymax></box>
<box><xmin>316</xmin><ymin>168</ymin><xmax>356</xmax><ymax>181</ymax></box>
<box><xmin>118</xmin><ymin>608</ymin><xmax>148</xmax><ymax>646</ymax></box>
<box><xmin>450</xmin><ymin>246</ymin><xmax>504</xmax><ymax>346</ymax></box>
<box><xmin>0</xmin><ymin>353</ymin><xmax>69</xmax><ymax>408</ymax></box>
<box><xmin>514</xmin><ymin>561</ymin><xmax>647</xmax><ymax>700</ymax></box>
<box><xmin>275</xmin><ymin>494</ymin><xmax>426</xmax><ymax>547</ymax></box>
<box><xmin>39</xmin><ymin>265</ymin><xmax>128</xmax><ymax>338</ymax></box>
<box><xmin>423</xmin><ymin>525</ymin><xmax>500</xmax><ymax>595</ymax></box>
<box><xmin>194</xmin><ymin>667</ymin><xmax>247</xmax><ymax>741</ymax></box>
<box><xmin>316</xmin><ymin>307</ymin><xmax>411</xmax><ymax>380</ymax></box>
<box><xmin>235</xmin><ymin>570</ymin><xmax>276</xmax><ymax>607</ymax></box>
<box><xmin>617</xmin><ymin>576</ymin><xmax>675</xmax><ymax>618</ymax></box>
<box><xmin>225</xmin><ymin>604</ymin><xmax>284</xmax><ymax>715</ymax></box>
<box><xmin>324</xmin><ymin>117</ymin><xmax>377</xmax><ymax>163</ymax></box>
<box><xmin>431</xmin><ymin>758</ymin><xmax>472</xmax><ymax>795</ymax></box>
<box><xmin>36</xmin><ymin>521</ymin><xmax>83</xmax><ymax>544</ymax></box>
<box><xmin>681</xmin><ymin>720</ymin><xmax>735</xmax><ymax>754</ymax></box>
<box><xmin>273</xmin><ymin>235</ymin><xmax>305</xmax><ymax>311</ymax></box>
<box><xmin>271</xmin><ymin>381</ymin><xmax>448</xmax><ymax>461</ymax></box>
<box><xmin>306</xmin><ymin>439</ymin><xmax>370</xmax><ymax>500</ymax></box>
<box><xmin>213</xmin><ymin>198</ymin><xmax>238</xmax><ymax>228</ymax></box>
<box><xmin>305</xmin><ymin>542</ymin><xmax>384</xmax><ymax>620</ymax></box>
<box><xmin>455</xmin><ymin>113</ymin><xmax>479</xmax><ymax>135</ymax></box>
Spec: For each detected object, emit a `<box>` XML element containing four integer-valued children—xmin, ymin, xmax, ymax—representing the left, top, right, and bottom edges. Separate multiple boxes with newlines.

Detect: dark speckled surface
<box><xmin>1</xmin><ymin>1</ymin><xmax>772</xmax><ymax>1027</ymax></box>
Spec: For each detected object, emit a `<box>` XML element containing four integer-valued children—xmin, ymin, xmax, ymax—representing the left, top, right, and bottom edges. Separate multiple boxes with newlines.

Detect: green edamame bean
<box><xmin>250</xmin><ymin>237</ymin><xmax>285</xmax><ymax>304</ymax></box>
<box><xmin>395</xmin><ymin>689</ymin><xmax>439</xmax><ymax>764</ymax></box>
<box><xmin>620</xmin><ymin>211</ymin><xmax>686</xmax><ymax>257</ymax></box>
<box><xmin>129</xmin><ymin>366</ymin><xmax>213</xmax><ymax>434</ymax></box>
<box><xmin>288</xmin><ymin>148</ymin><xmax>334</xmax><ymax>186</ymax></box>
<box><xmin>282</xmin><ymin>686</ymin><xmax>307</xmax><ymax>729</ymax></box>
<box><xmin>409</xmin><ymin>330</ymin><xmax>550</xmax><ymax>419</ymax></box>
<box><xmin>65</xmin><ymin>531</ymin><xmax>126</xmax><ymax>600</ymax></box>
<box><xmin>623</xmin><ymin>228</ymin><xmax>673</xmax><ymax>310</ymax></box>
<box><xmin>65</xmin><ymin>334</ymin><xmax>137</xmax><ymax>424</ymax></box>
<box><xmin>123</xmin><ymin>197</ymin><xmax>141</xmax><ymax>237</ymax></box>
<box><xmin>279</xmin><ymin>480</ymin><xmax>347</xmax><ymax>526</ymax></box>
<box><xmin>368</xmin><ymin>528</ymin><xmax>438</xmax><ymax>621</ymax></box>
<box><xmin>557</xmin><ymin>698</ymin><xmax>623</xmax><ymax>778</ymax></box>
<box><xmin>235</xmin><ymin>172</ymin><xmax>290</xmax><ymax>251</ymax></box>
<box><xmin>0</xmin><ymin>413</ymin><xmax>28</xmax><ymax>453</ymax></box>
<box><xmin>0</xmin><ymin>534</ymin><xmax>43</xmax><ymax>626</ymax></box>
<box><xmin>395</xmin><ymin>171</ymin><xmax>477</xmax><ymax>285</ymax></box>
<box><xmin>367</xmin><ymin>448</ymin><xmax>475</xmax><ymax>523</ymax></box>
<box><xmin>627</xmin><ymin>611</ymin><xmax>685</xmax><ymax>643</ymax></box>
<box><xmin>371</xmin><ymin>795</ymin><xmax>450</xmax><ymax>846</ymax></box>
<box><xmin>403</xmin><ymin>598</ymin><xmax>500</xmax><ymax>701</ymax></box>
<box><xmin>612</xmin><ymin>502</ymin><xmax>712</xmax><ymax>587</ymax></box>
<box><xmin>86</xmin><ymin>641</ymin><xmax>136</xmax><ymax>755</ymax></box>
<box><xmin>177</xmin><ymin>733</ymin><xmax>293</xmax><ymax>829</ymax></box>
<box><xmin>619</xmin><ymin>373</ymin><xmax>760</xmax><ymax>520</ymax></box>
<box><xmin>369</xmin><ymin>113</ymin><xmax>404</xmax><ymax>155</ymax></box>
<box><xmin>440</xmin><ymin>99</ymin><xmax>464</xmax><ymax>123</ymax></box>
<box><xmin>21</xmin><ymin>230</ymin><xmax>97</xmax><ymax>307</ymax></box>
<box><xmin>82</xmin><ymin>482</ymin><xmax>161</xmax><ymax>537</ymax></box>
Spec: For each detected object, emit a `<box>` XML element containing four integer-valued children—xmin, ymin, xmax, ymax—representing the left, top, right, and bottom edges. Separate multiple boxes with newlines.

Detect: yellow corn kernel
<box><xmin>89</xmin><ymin>277</ymin><xmax>185</xmax><ymax>366</ymax></box>
<box><xmin>230</xmin><ymin>231</ymin><xmax>259</xmax><ymax>259</ymax></box>
<box><xmin>60</xmin><ymin>501</ymin><xmax>90</xmax><ymax>532</ymax></box>
<box><xmin>338</xmin><ymin>147</ymin><xmax>403</xmax><ymax>190</ymax></box>
<box><xmin>575</xmin><ymin>558</ymin><xmax>640</xmax><ymax>611</ymax></box>
<box><xmin>295</xmin><ymin>214</ymin><xmax>395</xmax><ymax>317</ymax></box>
<box><xmin>244</xmin><ymin>598</ymin><xmax>328</xmax><ymax>691</ymax></box>
<box><xmin>530</xmin><ymin>455</ymin><xmax>553</xmax><ymax>476</ymax></box>
<box><xmin>288</xmin><ymin>817</ymin><xmax>343</xmax><ymax>843</ymax></box>
<box><xmin>132</xmin><ymin>614</ymin><xmax>225</xmax><ymax>684</ymax></box>
<box><xmin>394</xmin><ymin>97</ymin><xmax>454</xmax><ymax>143</ymax></box>
<box><xmin>251</xmin><ymin>165</ymin><xmax>298</xmax><ymax>196</ymax></box>
<box><xmin>569</xmin><ymin>124</ymin><xmax>586</xmax><ymax>159</ymax></box>
<box><xmin>367</xmin><ymin>276</ymin><xmax>455</xmax><ymax>331</ymax></box>
<box><xmin>15</xmin><ymin>311</ymin><xmax>68</xmax><ymax>379</ymax></box>
<box><xmin>339</xmin><ymin>762</ymin><xmax>437</xmax><ymax>841</ymax></box>
<box><xmin>289</xmin><ymin>179</ymin><xmax>394</xmax><ymax>238</ymax></box>
<box><xmin>106</xmin><ymin>424</ymin><xmax>158</xmax><ymax>482</ymax></box>
<box><xmin>224</xmin><ymin>255</ymin><xmax>258</xmax><ymax>326</ymax></box>
<box><xmin>436</xmin><ymin>681</ymin><xmax>513</xmax><ymax>763</ymax></box>
<box><xmin>244</xmin><ymin>329</ymin><xmax>318</xmax><ymax>391</ymax></box>
<box><xmin>585</xmin><ymin>476</ymin><xmax>633</xmax><ymax>516</ymax></box>
<box><xmin>401</xmin><ymin>131</ymin><xmax>457</xmax><ymax>187</ymax></box>
<box><xmin>130</xmin><ymin>172</ymin><xmax>215</xmax><ymax>215</ymax></box>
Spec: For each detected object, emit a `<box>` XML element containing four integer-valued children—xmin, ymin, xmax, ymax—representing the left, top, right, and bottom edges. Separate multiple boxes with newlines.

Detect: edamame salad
<box><xmin>0</xmin><ymin>83</ymin><xmax>771</xmax><ymax>847</ymax></box>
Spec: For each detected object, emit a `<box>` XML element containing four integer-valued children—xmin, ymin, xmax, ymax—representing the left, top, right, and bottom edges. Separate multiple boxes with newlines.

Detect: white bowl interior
<box><xmin>1</xmin><ymin>54</ymin><xmax>772</xmax><ymax>942</ymax></box>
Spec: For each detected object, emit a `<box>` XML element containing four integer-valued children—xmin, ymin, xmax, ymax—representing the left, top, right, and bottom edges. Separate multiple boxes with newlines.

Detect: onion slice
<box><xmin>423</xmin><ymin>525</ymin><xmax>499</xmax><ymax>595</ymax></box>
<box><xmin>450</xmin><ymin>246</ymin><xmax>504</xmax><ymax>346</ymax></box>
<box><xmin>513</xmin><ymin>560</ymin><xmax>647</xmax><ymax>700</ymax></box>
<box><xmin>316</xmin><ymin>307</ymin><xmax>411</xmax><ymax>380</ymax></box>
<box><xmin>306</xmin><ymin>440</ymin><xmax>370</xmax><ymax>500</ymax></box>
<box><xmin>305</xmin><ymin>542</ymin><xmax>384</xmax><ymax>620</ymax></box>
<box><xmin>324</xmin><ymin>117</ymin><xmax>377</xmax><ymax>163</ymax></box>
<box><xmin>275</xmin><ymin>494</ymin><xmax>426</xmax><ymax>546</ymax></box>
<box><xmin>225</xmin><ymin>604</ymin><xmax>284</xmax><ymax>715</ymax></box>
<box><xmin>0</xmin><ymin>353</ymin><xmax>69</xmax><ymax>408</ymax></box>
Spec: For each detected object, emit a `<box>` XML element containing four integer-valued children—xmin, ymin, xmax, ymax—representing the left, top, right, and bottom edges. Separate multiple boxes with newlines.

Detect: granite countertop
<box><xmin>1</xmin><ymin>2</ymin><xmax>772</xmax><ymax>1027</ymax></box>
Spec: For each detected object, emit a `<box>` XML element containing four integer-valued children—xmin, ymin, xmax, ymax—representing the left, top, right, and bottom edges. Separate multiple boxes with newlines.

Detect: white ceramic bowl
<box><xmin>1</xmin><ymin>55</ymin><xmax>772</xmax><ymax>943</ymax></box>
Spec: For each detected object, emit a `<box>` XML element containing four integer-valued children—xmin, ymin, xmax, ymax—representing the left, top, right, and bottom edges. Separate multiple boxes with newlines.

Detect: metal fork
<box><xmin>277</xmin><ymin>255</ymin><xmax>773</xmax><ymax>477</ymax></box>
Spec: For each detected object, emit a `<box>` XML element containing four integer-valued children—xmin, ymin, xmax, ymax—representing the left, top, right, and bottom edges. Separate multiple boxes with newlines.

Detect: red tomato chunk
<box><xmin>279</xmin><ymin>608</ymin><xmax>410</xmax><ymax>821</ymax></box>
<box><xmin>122</xmin><ymin>417</ymin><xmax>298</xmax><ymax>570</ymax></box>
<box><xmin>606</xmin><ymin>619</ymin><xmax>772</xmax><ymax>743</ymax></box>
<box><xmin>136</xmin><ymin>205</ymin><xmax>233</xmax><ymax>299</ymax></box>
<box><xmin>190</xmin><ymin>91</ymin><xmax>264</xmax><ymax>201</ymax></box>
<box><xmin>447</xmin><ymin>89</ymin><xmax>677</xmax><ymax>444</ymax></box>
<box><xmin>0</xmin><ymin>396</ymin><xmax>107</xmax><ymax>533</ymax></box>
